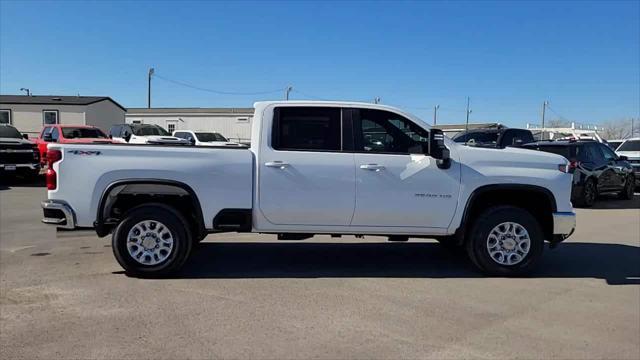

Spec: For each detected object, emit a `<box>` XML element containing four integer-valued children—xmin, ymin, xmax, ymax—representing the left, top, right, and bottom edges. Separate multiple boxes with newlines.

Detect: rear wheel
<box><xmin>575</xmin><ymin>178</ymin><xmax>597</xmax><ymax>207</ymax></box>
<box><xmin>112</xmin><ymin>203</ymin><xmax>193</xmax><ymax>277</ymax></box>
<box><xmin>466</xmin><ymin>206</ymin><xmax>544</xmax><ymax>276</ymax></box>
<box><xmin>618</xmin><ymin>176</ymin><xmax>635</xmax><ymax>200</ymax></box>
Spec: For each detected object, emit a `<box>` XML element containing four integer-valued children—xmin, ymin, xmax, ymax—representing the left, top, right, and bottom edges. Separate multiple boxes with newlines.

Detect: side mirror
<box><xmin>22</xmin><ymin>134</ymin><xmax>29</xmax><ymax>140</ymax></box>
<box><xmin>123</xmin><ymin>132</ymin><xmax>132</xmax><ymax>142</ymax></box>
<box><xmin>618</xmin><ymin>155</ymin><xmax>628</xmax><ymax>161</ymax></box>
<box><xmin>43</xmin><ymin>133</ymin><xmax>53</xmax><ymax>142</ymax></box>
<box><xmin>187</xmin><ymin>136</ymin><xmax>196</xmax><ymax>145</ymax></box>
<box><xmin>108</xmin><ymin>134</ymin><xmax>113</xmax><ymax>139</ymax></box>
<box><xmin>429</xmin><ymin>129</ymin><xmax>451</xmax><ymax>169</ymax></box>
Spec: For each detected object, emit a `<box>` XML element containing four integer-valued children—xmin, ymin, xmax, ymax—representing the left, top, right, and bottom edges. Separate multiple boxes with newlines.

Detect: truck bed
<box><xmin>47</xmin><ymin>143</ymin><xmax>254</xmax><ymax>228</ymax></box>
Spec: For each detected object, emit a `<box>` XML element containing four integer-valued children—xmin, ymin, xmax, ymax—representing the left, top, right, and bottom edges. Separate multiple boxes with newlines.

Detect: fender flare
<box><xmin>94</xmin><ymin>179</ymin><xmax>205</xmax><ymax>238</ymax></box>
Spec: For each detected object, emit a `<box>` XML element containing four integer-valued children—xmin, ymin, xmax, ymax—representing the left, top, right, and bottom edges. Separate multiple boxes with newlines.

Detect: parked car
<box><xmin>36</xmin><ymin>125</ymin><xmax>112</xmax><ymax>165</ymax></box>
<box><xmin>41</xmin><ymin>101</ymin><xmax>576</xmax><ymax>277</ymax></box>
<box><xmin>615</xmin><ymin>138</ymin><xmax>640</xmax><ymax>187</ymax></box>
<box><xmin>0</xmin><ymin>124</ymin><xmax>40</xmax><ymax>179</ymax></box>
<box><xmin>452</xmin><ymin>128</ymin><xmax>534</xmax><ymax>148</ymax></box>
<box><xmin>172</xmin><ymin>130</ymin><xmax>244</xmax><ymax>147</ymax></box>
<box><xmin>108</xmin><ymin>124</ymin><xmax>189</xmax><ymax>145</ymax></box>
<box><xmin>522</xmin><ymin>140</ymin><xmax>635</xmax><ymax>207</ymax></box>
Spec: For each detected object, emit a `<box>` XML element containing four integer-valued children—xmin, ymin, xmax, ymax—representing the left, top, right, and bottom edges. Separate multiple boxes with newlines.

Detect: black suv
<box><xmin>523</xmin><ymin>140</ymin><xmax>635</xmax><ymax>207</ymax></box>
<box><xmin>452</xmin><ymin>128</ymin><xmax>534</xmax><ymax>148</ymax></box>
<box><xmin>0</xmin><ymin>124</ymin><xmax>40</xmax><ymax>180</ymax></box>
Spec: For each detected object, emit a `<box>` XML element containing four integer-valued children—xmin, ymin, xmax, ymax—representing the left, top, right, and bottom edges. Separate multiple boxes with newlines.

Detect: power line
<box><xmin>545</xmin><ymin>105</ymin><xmax>572</xmax><ymax>123</ymax></box>
<box><xmin>290</xmin><ymin>89</ymin><xmax>330</xmax><ymax>101</ymax></box>
<box><xmin>153</xmin><ymin>73</ymin><xmax>286</xmax><ymax>96</ymax></box>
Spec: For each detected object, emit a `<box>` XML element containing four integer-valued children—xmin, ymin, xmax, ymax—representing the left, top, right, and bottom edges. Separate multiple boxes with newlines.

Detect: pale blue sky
<box><xmin>1</xmin><ymin>0</ymin><xmax>638</xmax><ymax>127</ymax></box>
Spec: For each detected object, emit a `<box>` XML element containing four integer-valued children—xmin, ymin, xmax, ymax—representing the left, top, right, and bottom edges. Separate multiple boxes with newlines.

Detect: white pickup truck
<box><xmin>42</xmin><ymin>101</ymin><xmax>576</xmax><ymax>277</ymax></box>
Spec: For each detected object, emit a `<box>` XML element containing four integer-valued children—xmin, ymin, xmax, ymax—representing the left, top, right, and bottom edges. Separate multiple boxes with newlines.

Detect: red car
<box><xmin>36</xmin><ymin>125</ymin><xmax>112</xmax><ymax>165</ymax></box>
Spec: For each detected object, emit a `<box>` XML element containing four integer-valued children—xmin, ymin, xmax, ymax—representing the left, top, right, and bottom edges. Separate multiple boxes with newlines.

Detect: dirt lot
<box><xmin>1</xmin><ymin>179</ymin><xmax>639</xmax><ymax>359</ymax></box>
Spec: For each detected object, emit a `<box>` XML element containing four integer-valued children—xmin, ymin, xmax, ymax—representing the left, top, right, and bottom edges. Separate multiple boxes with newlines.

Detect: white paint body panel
<box><xmin>47</xmin><ymin>100</ymin><xmax>573</xmax><ymax>236</ymax></box>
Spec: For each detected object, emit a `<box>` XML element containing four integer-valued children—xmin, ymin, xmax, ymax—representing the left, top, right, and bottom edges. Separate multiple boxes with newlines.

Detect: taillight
<box><xmin>559</xmin><ymin>160</ymin><xmax>579</xmax><ymax>173</ymax></box>
<box><xmin>569</xmin><ymin>160</ymin><xmax>580</xmax><ymax>171</ymax></box>
<box><xmin>32</xmin><ymin>145</ymin><xmax>40</xmax><ymax>161</ymax></box>
<box><xmin>46</xmin><ymin>149</ymin><xmax>62</xmax><ymax>190</ymax></box>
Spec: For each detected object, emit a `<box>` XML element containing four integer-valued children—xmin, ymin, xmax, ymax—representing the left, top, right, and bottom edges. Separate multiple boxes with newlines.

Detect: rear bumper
<box><xmin>0</xmin><ymin>163</ymin><xmax>40</xmax><ymax>170</ymax></box>
<box><xmin>41</xmin><ymin>200</ymin><xmax>76</xmax><ymax>230</ymax></box>
<box><xmin>553</xmin><ymin>211</ymin><xmax>576</xmax><ymax>236</ymax></box>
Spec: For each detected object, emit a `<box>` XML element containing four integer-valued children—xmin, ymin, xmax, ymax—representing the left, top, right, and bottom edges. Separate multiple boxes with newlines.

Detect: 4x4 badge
<box><xmin>67</xmin><ymin>150</ymin><xmax>101</xmax><ymax>156</ymax></box>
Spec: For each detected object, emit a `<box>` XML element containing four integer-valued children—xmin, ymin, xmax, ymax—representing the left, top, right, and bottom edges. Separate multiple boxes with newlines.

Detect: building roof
<box><xmin>0</xmin><ymin>95</ymin><xmax>126</xmax><ymax>111</ymax></box>
<box><xmin>127</xmin><ymin>107</ymin><xmax>254</xmax><ymax>114</ymax></box>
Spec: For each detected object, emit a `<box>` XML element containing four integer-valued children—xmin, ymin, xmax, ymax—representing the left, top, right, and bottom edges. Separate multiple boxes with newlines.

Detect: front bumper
<box><xmin>41</xmin><ymin>200</ymin><xmax>76</xmax><ymax>230</ymax></box>
<box><xmin>553</xmin><ymin>212</ymin><xmax>576</xmax><ymax>236</ymax></box>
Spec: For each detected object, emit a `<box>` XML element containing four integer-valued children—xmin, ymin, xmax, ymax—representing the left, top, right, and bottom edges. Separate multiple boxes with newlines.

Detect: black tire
<box><xmin>465</xmin><ymin>206</ymin><xmax>544</xmax><ymax>276</ymax></box>
<box><xmin>112</xmin><ymin>203</ymin><xmax>193</xmax><ymax>277</ymax></box>
<box><xmin>618</xmin><ymin>176</ymin><xmax>635</xmax><ymax>200</ymax></box>
<box><xmin>575</xmin><ymin>178</ymin><xmax>597</xmax><ymax>207</ymax></box>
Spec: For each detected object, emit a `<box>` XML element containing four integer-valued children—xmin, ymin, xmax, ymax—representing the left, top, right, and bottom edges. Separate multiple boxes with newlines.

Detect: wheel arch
<box><xmin>95</xmin><ymin>179</ymin><xmax>205</xmax><ymax>239</ymax></box>
<box><xmin>455</xmin><ymin>184</ymin><xmax>557</xmax><ymax>244</ymax></box>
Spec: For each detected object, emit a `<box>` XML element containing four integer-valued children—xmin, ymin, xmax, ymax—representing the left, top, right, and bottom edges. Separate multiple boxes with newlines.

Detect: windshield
<box><xmin>195</xmin><ymin>132</ymin><xmax>228</xmax><ymax>142</ymax></box>
<box><xmin>452</xmin><ymin>132</ymin><xmax>499</xmax><ymax>146</ymax></box>
<box><xmin>618</xmin><ymin>140</ymin><xmax>640</xmax><ymax>152</ymax></box>
<box><xmin>0</xmin><ymin>126</ymin><xmax>22</xmax><ymax>139</ymax></box>
<box><xmin>132</xmin><ymin>125</ymin><xmax>170</xmax><ymax>136</ymax></box>
<box><xmin>61</xmin><ymin>127</ymin><xmax>107</xmax><ymax>139</ymax></box>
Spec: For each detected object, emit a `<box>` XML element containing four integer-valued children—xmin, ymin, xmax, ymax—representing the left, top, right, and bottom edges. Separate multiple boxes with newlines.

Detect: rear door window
<box><xmin>272</xmin><ymin>107</ymin><xmax>341</xmax><ymax>151</ymax></box>
<box><xmin>536</xmin><ymin>145</ymin><xmax>572</xmax><ymax>159</ymax></box>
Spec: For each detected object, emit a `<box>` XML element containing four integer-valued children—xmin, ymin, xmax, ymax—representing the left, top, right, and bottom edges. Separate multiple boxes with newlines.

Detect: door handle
<box><xmin>360</xmin><ymin>164</ymin><xmax>385</xmax><ymax>171</ymax></box>
<box><xmin>265</xmin><ymin>161</ymin><xmax>289</xmax><ymax>169</ymax></box>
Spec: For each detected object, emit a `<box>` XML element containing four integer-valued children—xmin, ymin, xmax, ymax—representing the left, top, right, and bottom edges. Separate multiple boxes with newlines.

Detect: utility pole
<box><xmin>433</xmin><ymin>105</ymin><xmax>440</xmax><ymax>125</ymax></box>
<box><xmin>147</xmin><ymin>68</ymin><xmax>154</xmax><ymax>108</ymax></box>
<box><xmin>465</xmin><ymin>97</ymin><xmax>471</xmax><ymax>133</ymax></box>
<box><xmin>285</xmin><ymin>85</ymin><xmax>293</xmax><ymax>100</ymax></box>
<box><xmin>541</xmin><ymin>100</ymin><xmax>548</xmax><ymax>129</ymax></box>
<box><xmin>374</xmin><ymin>97</ymin><xmax>381</xmax><ymax>104</ymax></box>
<box><xmin>20</xmin><ymin>88</ymin><xmax>30</xmax><ymax>96</ymax></box>
<box><xmin>632</xmin><ymin>117</ymin><xmax>635</xmax><ymax>138</ymax></box>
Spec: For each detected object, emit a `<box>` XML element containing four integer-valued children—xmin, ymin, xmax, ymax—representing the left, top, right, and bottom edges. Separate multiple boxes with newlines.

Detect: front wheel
<box><xmin>618</xmin><ymin>176</ymin><xmax>635</xmax><ymax>200</ymax></box>
<box><xmin>466</xmin><ymin>206</ymin><xmax>544</xmax><ymax>276</ymax></box>
<box><xmin>112</xmin><ymin>203</ymin><xmax>193</xmax><ymax>277</ymax></box>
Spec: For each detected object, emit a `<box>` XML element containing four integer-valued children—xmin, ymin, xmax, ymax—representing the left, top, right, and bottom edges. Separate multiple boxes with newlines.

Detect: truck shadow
<box><xmin>175</xmin><ymin>242</ymin><xmax>639</xmax><ymax>285</ymax></box>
